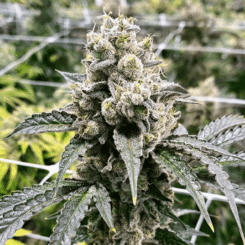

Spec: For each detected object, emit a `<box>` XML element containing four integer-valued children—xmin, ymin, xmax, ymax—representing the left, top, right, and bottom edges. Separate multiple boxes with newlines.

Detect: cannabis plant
<box><xmin>2</xmin><ymin>13</ymin><xmax>245</xmax><ymax>245</ymax></box>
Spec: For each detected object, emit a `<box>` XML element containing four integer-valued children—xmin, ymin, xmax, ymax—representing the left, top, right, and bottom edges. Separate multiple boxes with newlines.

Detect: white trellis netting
<box><xmin>0</xmin><ymin>4</ymin><xmax>245</xmax><ymax>244</ymax></box>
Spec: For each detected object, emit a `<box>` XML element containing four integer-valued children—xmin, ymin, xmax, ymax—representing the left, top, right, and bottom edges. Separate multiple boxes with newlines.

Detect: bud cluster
<box><xmin>70</xmin><ymin>13</ymin><xmax>189</xmax><ymax>156</ymax></box>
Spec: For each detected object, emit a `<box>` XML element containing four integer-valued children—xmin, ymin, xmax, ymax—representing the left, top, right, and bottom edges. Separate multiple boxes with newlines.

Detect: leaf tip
<box><xmin>54</xmin><ymin>188</ymin><xmax>58</xmax><ymax>198</ymax></box>
<box><xmin>4</xmin><ymin>133</ymin><xmax>12</xmax><ymax>140</ymax></box>
<box><xmin>111</xmin><ymin>227</ymin><xmax>116</xmax><ymax>232</ymax></box>
<box><xmin>209</xmin><ymin>222</ymin><xmax>214</xmax><ymax>232</ymax></box>
<box><xmin>133</xmin><ymin>197</ymin><xmax>137</xmax><ymax>205</ymax></box>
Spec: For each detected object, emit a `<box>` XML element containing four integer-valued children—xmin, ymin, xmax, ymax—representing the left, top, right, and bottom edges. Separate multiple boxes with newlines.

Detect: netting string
<box><xmin>0</xmin><ymin>158</ymin><xmax>244</xmax><ymax>204</ymax></box>
<box><xmin>0</xmin><ymin>31</ymin><xmax>68</xmax><ymax>77</ymax></box>
<box><xmin>191</xmin><ymin>197</ymin><xmax>213</xmax><ymax>244</ymax></box>
<box><xmin>156</xmin><ymin>21</ymin><xmax>186</xmax><ymax>56</ymax></box>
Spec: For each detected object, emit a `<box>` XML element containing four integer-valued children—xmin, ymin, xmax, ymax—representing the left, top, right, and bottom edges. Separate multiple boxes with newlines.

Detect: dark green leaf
<box><xmin>186</xmin><ymin>149</ymin><xmax>245</xmax><ymax>244</ymax></box>
<box><xmin>93</xmin><ymin>183</ymin><xmax>115</xmax><ymax>232</ymax></box>
<box><xmin>165</xmin><ymin>136</ymin><xmax>243</xmax><ymax>160</ymax></box>
<box><xmin>119</xmin><ymin>202</ymin><xmax>133</xmax><ymax>225</ymax></box>
<box><xmin>155</xmin><ymin>200</ymin><xmax>186</xmax><ymax>230</ymax></box>
<box><xmin>5</xmin><ymin>110</ymin><xmax>77</xmax><ymax>139</ymax></box>
<box><xmin>0</xmin><ymin>181</ymin><xmax>83</xmax><ymax>245</ymax></box>
<box><xmin>71</xmin><ymin>224</ymin><xmax>90</xmax><ymax>244</ymax></box>
<box><xmin>169</xmin><ymin>222</ymin><xmax>208</xmax><ymax>239</ymax></box>
<box><xmin>45</xmin><ymin>209</ymin><xmax>62</xmax><ymax>220</ymax></box>
<box><xmin>155</xmin><ymin>228</ymin><xmax>193</xmax><ymax>245</ymax></box>
<box><xmin>146</xmin><ymin>184</ymin><xmax>172</xmax><ymax>202</ymax></box>
<box><xmin>49</xmin><ymin>187</ymin><xmax>93</xmax><ymax>245</ymax></box>
<box><xmin>113</xmin><ymin>129</ymin><xmax>143</xmax><ymax>205</ymax></box>
<box><xmin>0</xmin><ymin>180</ymin><xmax>82</xmax><ymax>216</ymax></box>
<box><xmin>55</xmin><ymin>135</ymin><xmax>93</xmax><ymax>195</ymax></box>
<box><xmin>152</xmin><ymin>151</ymin><xmax>214</xmax><ymax>232</ymax></box>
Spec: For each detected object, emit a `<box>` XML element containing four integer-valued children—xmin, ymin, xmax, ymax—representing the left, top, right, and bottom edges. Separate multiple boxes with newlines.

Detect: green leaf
<box><xmin>55</xmin><ymin>135</ymin><xmax>93</xmax><ymax>195</ymax></box>
<box><xmin>152</xmin><ymin>151</ymin><xmax>214</xmax><ymax>232</ymax></box>
<box><xmin>45</xmin><ymin>209</ymin><xmax>62</xmax><ymax>220</ymax></box>
<box><xmin>0</xmin><ymin>180</ymin><xmax>83</xmax><ymax>216</ymax></box>
<box><xmin>146</xmin><ymin>184</ymin><xmax>172</xmax><ymax>203</ymax></box>
<box><xmin>155</xmin><ymin>228</ymin><xmax>192</xmax><ymax>245</ymax></box>
<box><xmin>71</xmin><ymin>224</ymin><xmax>90</xmax><ymax>244</ymax></box>
<box><xmin>119</xmin><ymin>202</ymin><xmax>133</xmax><ymax>225</ymax></box>
<box><xmin>30</xmin><ymin>143</ymin><xmax>44</xmax><ymax>165</ymax></box>
<box><xmin>93</xmin><ymin>183</ymin><xmax>115</xmax><ymax>232</ymax></box>
<box><xmin>0</xmin><ymin>162</ymin><xmax>9</xmax><ymax>183</ymax></box>
<box><xmin>113</xmin><ymin>129</ymin><xmax>143</xmax><ymax>205</ymax></box>
<box><xmin>0</xmin><ymin>180</ymin><xmax>84</xmax><ymax>245</ymax></box>
<box><xmin>198</xmin><ymin>115</ymin><xmax>245</xmax><ymax>141</ymax></box>
<box><xmin>186</xmin><ymin>149</ymin><xmax>245</xmax><ymax>245</ymax></box>
<box><xmin>169</xmin><ymin>222</ymin><xmax>208</xmax><ymax>239</ymax></box>
<box><xmin>5</xmin><ymin>110</ymin><xmax>77</xmax><ymax>139</ymax></box>
<box><xmin>6</xmin><ymin>164</ymin><xmax>18</xmax><ymax>191</ymax></box>
<box><xmin>155</xmin><ymin>201</ymin><xmax>187</xmax><ymax>230</ymax></box>
<box><xmin>165</xmin><ymin>136</ymin><xmax>243</xmax><ymax>160</ymax></box>
<box><xmin>49</xmin><ymin>187</ymin><xmax>92</xmax><ymax>245</ymax></box>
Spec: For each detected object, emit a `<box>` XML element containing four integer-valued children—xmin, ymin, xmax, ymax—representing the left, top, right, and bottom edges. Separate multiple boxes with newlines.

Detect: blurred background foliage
<box><xmin>0</xmin><ymin>0</ymin><xmax>245</xmax><ymax>244</ymax></box>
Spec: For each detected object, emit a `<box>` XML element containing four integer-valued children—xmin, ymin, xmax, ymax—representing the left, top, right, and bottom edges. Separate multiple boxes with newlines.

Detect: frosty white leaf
<box><xmin>0</xmin><ymin>181</ymin><xmax>83</xmax><ymax>245</ymax></box>
<box><xmin>166</xmin><ymin>136</ymin><xmax>243</xmax><ymax>160</ymax></box>
<box><xmin>198</xmin><ymin>115</ymin><xmax>245</xmax><ymax>141</ymax></box>
<box><xmin>183</xmin><ymin>148</ymin><xmax>245</xmax><ymax>245</ymax></box>
<box><xmin>210</xmin><ymin>125</ymin><xmax>245</xmax><ymax>147</ymax></box>
<box><xmin>49</xmin><ymin>187</ymin><xmax>92</xmax><ymax>245</ymax></box>
<box><xmin>5</xmin><ymin>110</ymin><xmax>77</xmax><ymax>139</ymax></box>
<box><xmin>152</xmin><ymin>151</ymin><xmax>214</xmax><ymax>232</ymax></box>
<box><xmin>218</xmin><ymin>151</ymin><xmax>245</xmax><ymax>167</ymax></box>
<box><xmin>55</xmin><ymin>135</ymin><xmax>93</xmax><ymax>195</ymax></box>
<box><xmin>56</xmin><ymin>70</ymin><xmax>86</xmax><ymax>84</ymax></box>
<box><xmin>113</xmin><ymin>129</ymin><xmax>143</xmax><ymax>205</ymax></box>
<box><xmin>94</xmin><ymin>183</ymin><xmax>115</xmax><ymax>232</ymax></box>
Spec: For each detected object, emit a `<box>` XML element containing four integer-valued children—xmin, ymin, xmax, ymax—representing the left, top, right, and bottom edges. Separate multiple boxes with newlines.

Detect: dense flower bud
<box><xmin>118</xmin><ymin>54</ymin><xmax>143</xmax><ymax>80</ymax></box>
<box><xmin>82</xmin><ymin>120</ymin><xmax>101</xmax><ymax>139</ymax></box>
<box><xmin>102</xmin><ymin>98</ymin><xmax>122</xmax><ymax>125</ymax></box>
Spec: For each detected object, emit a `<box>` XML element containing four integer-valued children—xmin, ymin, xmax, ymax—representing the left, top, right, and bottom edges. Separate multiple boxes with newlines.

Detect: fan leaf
<box><xmin>198</xmin><ymin>115</ymin><xmax>245</xmax><ymax>141</ymax></box>
<box><xmin>0</xmin><ymin>181</ymin><xmax>84</xmax><ymax>245</ymax></box>
<box><xmin>0</xmin><ymin>180</ymin><xmax>82</xmax><ymax>216</ymax></box>
<box><xmin>113</xmin><ymin>129</ymin><xmax>143</xmax><ymax>205</ymax></box>
<box><xmin>155</xmin><ymin>228</ymin><xmax>193</xmax><ymax>245</ymax></box>
<box><xmin>169</xmin><ymin>222</ymin><xmax>208</xmax><ymax>239</ymax></box>
<box><xmin>165</xmin><ymin>136</ymin><xmax>243</xmax><ymax>160</ymax></box>
<box><xmin>93</xmin><ymin>183</ymin><xmax>115</xmax><ymax>232</ymax></box>
<box><xmin>210</xmin><ymin>125</ymin><xmax>245</xmax><ymax>147</ymax></box>
<box><xmin>49</xmin><ymin>187</ymin><xmax>93</xmax><ymax>245</ymax></box>
<box><xmin>71</xmin><ymin>224</ymin><xmax>90</xmax><ymax>244</ymax></box>
<box><xmin>152</xmin><ymin>151</ymin><xmax>214</xmax><ymax>232</ymax></box>
<box><xmin>154</xmin><ymin>200</ymin><xmax>187</xmax><ymax>230</ymax></box>
<box><xmin>218</xmin><ymin>151</ymin><xmax>245</xmax><ymax>167</ymax></box>
<box><xmin>181</xmin><ymin>148</ymin><xmax>245</xmax><ymax>245</ymax></box>
<box><xmin>55</xmin><ymin>135</ymin><xmax>93</xmax><ymax>195</ymax></box>
<box><xmin>5</xmin><ymin>110</ymin><xmax>77</xmax><ymax>139</ymax></box>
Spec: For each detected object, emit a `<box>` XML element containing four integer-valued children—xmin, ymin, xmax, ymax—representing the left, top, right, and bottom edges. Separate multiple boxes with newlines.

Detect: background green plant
<box><xmin>0</xmin><ymin>0</ymin><xmax>245</xmax><ymax>244</ymax></box>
